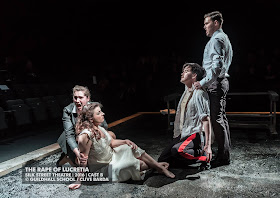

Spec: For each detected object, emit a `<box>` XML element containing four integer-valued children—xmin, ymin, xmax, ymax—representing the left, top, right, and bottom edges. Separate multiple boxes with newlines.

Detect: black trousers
<box><xmin>158</xmin><ymin>133</ymin><xmax>206</xmax><ymax>168</ymax></box>
<box><xmin>158</xmin><ymin>136</ymin><xmax>181</xmax><ymax>166</ymax></box>
<box><xmin>207</xmin><ymin>77</ymin><xmax>231</xmax><ymax>160</ymax></box>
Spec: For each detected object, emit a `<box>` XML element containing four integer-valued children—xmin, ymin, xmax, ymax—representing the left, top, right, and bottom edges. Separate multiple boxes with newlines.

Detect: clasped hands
<box><xmin>76</xmin><ymin>153</ymin><xmax>88</xmax><ymax>166</ymax></box>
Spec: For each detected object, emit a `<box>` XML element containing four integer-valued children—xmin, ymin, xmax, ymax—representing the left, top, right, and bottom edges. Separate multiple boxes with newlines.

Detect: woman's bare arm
<box><xmin>76</xmin><ymin>134</ymin><xmax>92</xmax><ymax>166</ymax></box>
<box><xmin>69</xmin><ymin>134</ymin><xmax>92</xmax><ymax>190</ymax></box>
<box><xmin>110</xmin><ymin>138</ymin><xmax>137</xmax><ymax>149</ymax></box>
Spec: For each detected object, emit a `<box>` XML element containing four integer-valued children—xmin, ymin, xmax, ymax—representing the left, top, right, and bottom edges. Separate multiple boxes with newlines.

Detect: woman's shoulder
<box><xmin>98</xmin><ymin>126</ymin><xmax>111</xmax><ymax>140</ymax></box>
<box><xmin>98</xmin><ymin>126</ymin><xmax>107</xmax><ymax>132</ymax></box>
<box><xmin>78</xmin><ymin>129</ymin><xmax>92</xmax><ymax>138</ymax></box>
<box><xmin>77</xmin><ymin>129</ymin><xmax>92</xmax><ymax>145</ymax></box>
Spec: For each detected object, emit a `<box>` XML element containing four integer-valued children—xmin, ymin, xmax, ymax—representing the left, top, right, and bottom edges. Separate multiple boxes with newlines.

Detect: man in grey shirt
<box><xmin>57</xmin><ymin>85</ymin><xmax>115</xmax><ymax>167</ymax></box>
<box><xmin>194</xmin><ymin>11</ymin><xmax>233</xmax><ymax>167</ymax></box>
<box><xmin>158</xmin><ymin>63</ymin><xmax>212</xmax><ymax>169</ymax></box>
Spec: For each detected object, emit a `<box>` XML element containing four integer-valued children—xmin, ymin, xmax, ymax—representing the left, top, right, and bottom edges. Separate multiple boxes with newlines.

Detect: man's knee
<box><xmin>171</xmin><ymin>147</ymin><xmax>180</xmax><ymax>157</ymax></box>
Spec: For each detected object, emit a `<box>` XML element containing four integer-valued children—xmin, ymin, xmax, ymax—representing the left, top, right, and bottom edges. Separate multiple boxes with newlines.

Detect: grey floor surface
<box><xmin>0</xmin><ymin>114</ymin><xmax>279</xmax><ymax>198</ymax></box>
<box><xmin>0</xmin><ymin>123</ymin><xmax>62</xmax><ymax>163</ymax></box>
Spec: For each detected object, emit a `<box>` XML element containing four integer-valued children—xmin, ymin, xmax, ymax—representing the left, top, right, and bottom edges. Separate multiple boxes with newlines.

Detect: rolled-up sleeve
<box><xmin>195</xmin><ymin>91</ymin><xmax>210</xmax><ymax>121</ymax></box>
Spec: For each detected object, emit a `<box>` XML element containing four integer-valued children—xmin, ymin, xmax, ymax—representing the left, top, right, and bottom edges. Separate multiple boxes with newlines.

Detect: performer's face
<box><xmin>204</xmin><ymin>17</ymin><xmax>217</xmax><ymax>37</ymax></box>
<box><xmin>73</xmin><ymin>91</ymin><xmax>90</xmax><ymax>112</ymax></box>
<box><xmin>92</xmin><ymin>106</ymin><xmax>105</xmax><ymax>125</ymax></box>
<box><xmin>180</xmin><ymin>66</ymin><xmax>194</xmax><ymax>84</ymax></box>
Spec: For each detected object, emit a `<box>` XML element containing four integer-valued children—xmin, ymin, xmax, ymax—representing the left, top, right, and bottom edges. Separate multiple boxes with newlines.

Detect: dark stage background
<box><xmin>0</xmin><ymin>0</ymin><xmax>279</xmax><ymax>117</ymax></box>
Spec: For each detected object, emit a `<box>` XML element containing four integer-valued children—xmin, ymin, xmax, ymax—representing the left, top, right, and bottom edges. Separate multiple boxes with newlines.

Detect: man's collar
<box><xmin>185</xmin><ymin>84</ymin><xmax>194</xmax><ymax>92</ymax></box>
<box><xmin>72</xmin><ymin>104</ymin><xmax>77</xmax><ymax>114</ymax></box>
<box><xmin>212</xmin><ymin>28</ymin><xmax>223</xmax><ymax>38</ymax></box>
<box><xmin>191</xmin><ymin>83</ymin><xmax>195</xmax><ymax>91</ymax></box>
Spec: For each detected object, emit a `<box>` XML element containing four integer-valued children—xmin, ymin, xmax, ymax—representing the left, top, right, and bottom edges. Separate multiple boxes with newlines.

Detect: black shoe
<box><xmin>210</xmin><ymin>158</ymin><xmax>230</xmax><ymax>168</ymax></box>
<box><xmin>198</xmin><ymin>162</ymin><xmax>211</xmax><ymax>171</ymax></box>
<box><xmin>56</xmin><ymin>153</ymin><xmax>65</xmax><ymax>167</ymax></box>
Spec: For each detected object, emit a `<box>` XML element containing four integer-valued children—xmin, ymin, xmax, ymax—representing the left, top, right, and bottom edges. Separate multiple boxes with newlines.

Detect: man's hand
<box><xmin>194</xmin><ymin>81</ymin><xmax>202</xmax><ymax>89</ymax></box>
<box><xmin>74</xmin><ymin>148</ymin><xmax>88</xmax><ymax>166</ymax></box>
<box><xmin>203</xmin><ymin>145</ymin><xmax>212</xmax><ymax>163</ymax></box>
<box><xmin>79</xmin><ymin>153</ymin><xmax>88</xmax><ymax>166</ymax></box>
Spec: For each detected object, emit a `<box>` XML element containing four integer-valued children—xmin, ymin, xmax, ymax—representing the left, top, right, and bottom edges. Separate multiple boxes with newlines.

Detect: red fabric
<box><xmin>178</xmin><ymin>133</ymin><xmax>207</xmax><ymax>161</ymax></box>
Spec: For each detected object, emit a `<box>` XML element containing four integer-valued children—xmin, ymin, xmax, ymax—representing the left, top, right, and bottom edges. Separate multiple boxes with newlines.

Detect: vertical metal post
<box><xmin>272</xmin><ymin>101</ymin><xmax>277</xmax><ymax>135</ymax></box>
<box><xmin>167</xmin><ymin>100</ymin><xmax>170</xmax><ymax>130</ymax></box>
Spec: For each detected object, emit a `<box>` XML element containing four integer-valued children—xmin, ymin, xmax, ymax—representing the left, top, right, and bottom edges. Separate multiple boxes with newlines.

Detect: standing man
<box><xmin>194</xmin><ymin>11</ymin><xmax>233</xmax><ymax>167</ymax></box>
<box><xmin>57</xmin><ymin>85</ymin><xmax>115</xmax><ymax>167</ymax></box>
<box><xmin>158</xmin><ymin>63</ymin><xmax>212</xmax><ymax>169</ymax></box>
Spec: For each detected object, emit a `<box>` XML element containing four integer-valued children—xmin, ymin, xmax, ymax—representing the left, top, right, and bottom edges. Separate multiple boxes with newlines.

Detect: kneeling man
<box><xmin>158</xmin><ymin>63</ymin><xmax>212</xmax><ymax>168</ymax></box>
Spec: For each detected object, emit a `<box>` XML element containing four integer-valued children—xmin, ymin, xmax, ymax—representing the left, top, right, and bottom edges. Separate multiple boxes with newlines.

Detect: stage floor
<box><xmin>0</xmin><ymin>113</ymin><xmax>279</xmax><ymax>197</ymax></box>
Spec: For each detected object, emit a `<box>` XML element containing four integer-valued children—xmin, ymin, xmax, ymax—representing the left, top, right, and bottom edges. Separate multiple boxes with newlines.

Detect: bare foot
<box><xmin>160</xmin><ymin>168</ymin><xmax>175</xmax><ymax>178</ymax></box>
<box><xmin>68</xmin><ymin>181</ymin><xmax>81</xmax><ymax>190</ymax></box>
<box><xmin>157</xmin><ymin>165</ymin><xmax>175</xmax><ymax>178</ymax></box>
<box><xmin>158</xmin><ymin>162</ymin><xmax>169</xmax><ymax>169</ymax></box>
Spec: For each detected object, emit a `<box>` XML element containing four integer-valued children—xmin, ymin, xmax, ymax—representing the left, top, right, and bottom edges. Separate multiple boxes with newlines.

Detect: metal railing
<box><xmin>226</xmin><ymin>91</ymin><xmax>278</xmax><ymax>136</ymax></box>
<box><xmin>162</xmin><ymin>91</ymin><xmax>279</xmax><ymax>135</ymax></box>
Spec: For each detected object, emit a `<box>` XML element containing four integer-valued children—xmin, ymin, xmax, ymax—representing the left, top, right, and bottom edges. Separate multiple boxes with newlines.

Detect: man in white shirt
<box><xmin>194</xmin><ymin>11</ymin><xmax>233</xmax><ymax>167</ymax></box>
<box><xmin>158</xmin><ymin>63</ymin><xmax>212</xmax><ymax>169</ymax></box>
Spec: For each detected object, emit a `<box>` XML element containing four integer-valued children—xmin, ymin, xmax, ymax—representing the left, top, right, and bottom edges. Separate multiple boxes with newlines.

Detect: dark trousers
<box><xmin>158</xmin><ymin>133</ymin><xmax>206</xmax><ymax>168</ymax></box>
<box><xmin>207</xmin><ymin>77</ymin><xmax>231</xmax><ymax>160</ymax></box>
<box><xmin>158</xmin><ymin>136</ymin><xmax>181</xmax><ymax>166</ymax></box>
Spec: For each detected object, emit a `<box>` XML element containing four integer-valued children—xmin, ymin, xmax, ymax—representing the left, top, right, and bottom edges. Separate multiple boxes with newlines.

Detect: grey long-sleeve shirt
<box><xmin>200</xmin><ymin>29</ymin><xmax>233</xmax><ymax>88</ymax></box>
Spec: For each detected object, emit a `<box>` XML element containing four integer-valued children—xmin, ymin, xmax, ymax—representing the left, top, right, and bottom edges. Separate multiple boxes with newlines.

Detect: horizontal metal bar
<box><xmin>227</xmin><ymin>114</ymin><xmax>273</xmax><ymax>118</ymax></box>
<box><xmin>226</xmin><ymin>112</ymin><xmax>280</xmax><ymax>114</ymax></box>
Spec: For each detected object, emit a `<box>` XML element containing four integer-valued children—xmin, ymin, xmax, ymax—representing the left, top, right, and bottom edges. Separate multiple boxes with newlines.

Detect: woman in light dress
<box><xmin>69</xmin><ymin>102</ymin><xmax>175</xmax><ymax>189</ymax></box>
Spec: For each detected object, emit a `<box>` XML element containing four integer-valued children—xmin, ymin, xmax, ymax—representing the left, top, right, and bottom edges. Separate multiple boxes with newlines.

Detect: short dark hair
<box><xmin>182</xmin><ymin>63</ymin><xmax>205</xmax><ymax>81</ymax></box>
<box><xmin>204</xmin><ymin>11</ymin><xmax>223</xmax><ymax>25</ymax></box>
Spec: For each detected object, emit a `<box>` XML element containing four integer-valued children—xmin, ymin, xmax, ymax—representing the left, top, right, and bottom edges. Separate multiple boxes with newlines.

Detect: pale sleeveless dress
<box><xmin>79</xmin><ymin>126</ymin><xmax>145</xmax><ymax>182</ymax></box>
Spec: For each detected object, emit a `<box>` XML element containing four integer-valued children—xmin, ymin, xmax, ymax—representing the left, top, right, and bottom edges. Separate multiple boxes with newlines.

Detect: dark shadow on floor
<box><xmin>118</xmin><ymin>165</ymin><xmax>203</xmax><ymax>188</ymax></box>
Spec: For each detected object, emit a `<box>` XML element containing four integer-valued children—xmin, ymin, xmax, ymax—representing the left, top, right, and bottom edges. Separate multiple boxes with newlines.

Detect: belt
<box><xmin>217</xmin><ymin>77</ymin><xmax>228</xmax><ymax>82</ymax></box>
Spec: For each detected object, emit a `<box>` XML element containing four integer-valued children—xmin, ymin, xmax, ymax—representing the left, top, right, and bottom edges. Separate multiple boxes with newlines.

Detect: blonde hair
<box><xmin>72</xmin><ymin>85</ymin><xmax>91</xmax><ymax>99</ymax></box>
<box><xmin>75</xmin><ymin>102</ymin><xmax>103</xmax><ymax>140</ymax></box>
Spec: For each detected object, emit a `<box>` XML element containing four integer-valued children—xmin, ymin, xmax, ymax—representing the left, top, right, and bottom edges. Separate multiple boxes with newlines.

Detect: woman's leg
<box><xmin>139</xmin><ymin>153</ymin><xmax>175</xmax><ymax>178</ymax></box>
<box><xmin>158</xmin><ymin>162</ymin><xmax>169</xmax><ymax>169</ymax></box>
<box><xmin>140</xmin><ymin>160</ymin><xmax>169</xmax><ymax>171</ymax></box>
<box><xmin>139</xmin><ymin>160</ymin><xmax>149</xmax><ymax>171</ymax></box>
